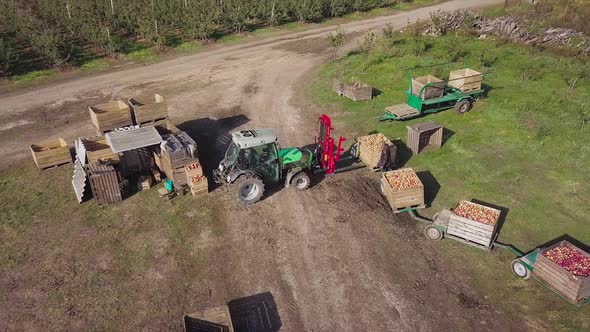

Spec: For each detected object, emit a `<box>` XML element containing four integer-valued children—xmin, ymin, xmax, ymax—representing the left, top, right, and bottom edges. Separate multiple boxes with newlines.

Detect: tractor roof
<box><xmin>231</xmin><ymin>129</ymin><xmax>278</xmax><ymax>148</ymax></box>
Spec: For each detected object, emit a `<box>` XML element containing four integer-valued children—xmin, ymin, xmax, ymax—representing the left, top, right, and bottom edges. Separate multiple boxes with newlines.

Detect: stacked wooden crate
<box><xmin>129</xmin><ymin>94</ymin><xmax>168</xmax><ymax>126</ymax></box>
<box><xmin>30</xmin><ymin>137</ymin><xmax>71</xmax><ymax>170</ymax></box>
<box><xmin>412</xmin><ymin>75</ymin><xmax>445</xmax><ymax>100</ymax></box>
<box><xmin>87</xmin><ymin>163</ymin><xmax>122</xmax><ymax>206</ymax></box>
<box><xmin>89</xmin><ymin>100</ymin><xmax>132</xmax><ymax>134</ymax></box>
<box><xmin>357</xmin><ymin>133</ymin><xmax>392</xmax><ymax>168</ymax></box>
<box><xmin>83</xmin><ymin>136</ymin><xmax>120</xmax><ymax>164</ymax></box>
<box><xmin>185</xmin><ymin>161</ymin><xmax>208</xmax><ymax>196</ymax></box>
<box><xmin>157</xmin><ymin>132</ymin><xmax>198</xmax><ymax>187</ymax></box>
<box><xmin>533</xmin><ymin>240</ymin><xmax>590</xmax><ymax>304</ymax></box>
<box><xmin>381</xmin><ymin>168</ymin><xmax>424</xmax><ymax>211</ymax></box>
<box><xmin>447</xmin><ymin>201</ymin><xmax>501</xmax><ymax>248</ymax></box>
<box><xmin>448</xmin><ymin>68</ymin><xmax>482</xmax><ymax>92</ymax></box>
<box><xmin>137</xmin><ymin>175</ymin><xmax>153</xmax><ymax>190</ymax></box>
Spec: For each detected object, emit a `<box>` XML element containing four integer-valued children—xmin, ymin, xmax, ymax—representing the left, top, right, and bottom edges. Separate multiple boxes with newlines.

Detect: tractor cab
<box><xmin>214</xmin><ymin>129</ymin><xmax>314</xmax><ymax>204</ymax></box>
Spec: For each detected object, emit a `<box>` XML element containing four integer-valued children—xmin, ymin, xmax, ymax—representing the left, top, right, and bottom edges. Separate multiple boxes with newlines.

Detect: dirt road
<box><xmin>0</xmin><ymin>0</ymin><xmax>527</xmax><ymax>331</ymax></box>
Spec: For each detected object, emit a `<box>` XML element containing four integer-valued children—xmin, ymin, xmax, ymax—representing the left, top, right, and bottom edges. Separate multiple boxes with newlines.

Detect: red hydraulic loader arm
<box><xmin>316</xmin><ymin>114</ymin><xmax>346</xmax><ymax>174</ymax></box>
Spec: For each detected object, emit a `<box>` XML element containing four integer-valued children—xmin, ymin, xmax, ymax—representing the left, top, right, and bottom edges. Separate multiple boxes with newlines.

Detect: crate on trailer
<box><xmin>412</xmin><ymin>75</ymin><xmax>445</xmax><ymax>100</ymax></box>
<box><xmin>82</xmin><ymin>136</ymin><xmax>119</xmax><ymax>164</ymax></box>
<box><xmin>406</xmin><ymin>122</ymin><xmax>443</xmax><ymax>155</ymax></box>
<box><xmin>87</xmin><ymin>162</ymin><xmax>122</xmax><ymax>206</ymax></box>
<box><xmin>89</xmin><ymin>100</ymin><xmax>132</xmax><ymax>134</ymax></box>
<box><xmin>447</xmin><ymin>201</ymin><xmax>500</xmax><ymax>248</ymax></box>
<box><xmin>448</xmin><ymin>68</ymin><xmax>482</xmax><ymax>92</ymax></box>
<box><xmin>381</xmin><ymin>168</ymin><xmax>424</xmax><ymax>211</ymax></box>
<box><xmin>30</xmin><ymin>137</ymin><xmax>71</xmax><ymax>170</ymax></box>
<box><xmin>129</xmin><ymin>94</ymin><xmax>168</xmax><ymax>125</ymax></box>
<box><xmin>533</xmin><ymin>240</ymin><xmax>590</xmax><ymax>304</ymax></box>
<box><xmin>357</xmin><ymin>133</ymin><xmax>392</xmax><ymax>168</ymax></box>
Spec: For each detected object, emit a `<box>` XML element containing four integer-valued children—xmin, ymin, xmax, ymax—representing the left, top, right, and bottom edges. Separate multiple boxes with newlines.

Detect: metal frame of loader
<box><xmin>399</xmin><ymin>207</ymin><xmax>589</xmax><ymax>307</ymax></box>
<box><xmin>378</xmin><ymin>62</ymin><xmax>485</xmax><ymax>121</ymax></box>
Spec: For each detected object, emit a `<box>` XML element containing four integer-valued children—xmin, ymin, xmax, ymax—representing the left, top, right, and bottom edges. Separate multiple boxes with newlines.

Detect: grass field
<box><xmin>312</xmin><ymin>32</ymin><xmax>590</xmax><ymax>329</ymax></box>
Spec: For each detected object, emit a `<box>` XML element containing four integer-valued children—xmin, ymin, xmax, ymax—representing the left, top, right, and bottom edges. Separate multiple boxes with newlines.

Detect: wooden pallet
<box><xmin>87</xmin><ymin>163</ymin><xmax>122</xmax><ymax>206</ymax></box>
<box><xmin>533</xmin><ymin>240</ymin><xmax>590</xmax><ymax>304</ymax></box>
<box><xmin>30</xmin><ymin>137</ymin><xmax>72</xmax><ymax>170</ymax></box>
<box><xmin>446</xmin><ymin>202</ymin><xmax>500</xmax><ymax>247</ymax></box>
<box><xmin>381</xmin><ymin>168</ymin><xmax>425</xmax><ymax>210</ymax></box>
<box><xmin>385</xmin><ymin>104</ymin><xmax>419</xmax><ymax>120</ymax></box>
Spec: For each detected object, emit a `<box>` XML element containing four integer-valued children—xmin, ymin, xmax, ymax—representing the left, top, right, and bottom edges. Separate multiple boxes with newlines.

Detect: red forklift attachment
<box><xmin>316</xmin><ymin>114</ymin><xmax>345</xmax><ymax>174</ymax></box>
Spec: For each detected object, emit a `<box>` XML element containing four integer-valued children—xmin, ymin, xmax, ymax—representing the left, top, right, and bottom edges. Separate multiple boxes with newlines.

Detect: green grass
<box><xmin>126</xmin><ymin>48</ymin><xmax>159</xmax><ymax>63</ymax></box>
<box><xmin>312</xmin><ymin>32</ymin><xmax>590</xmax><ymax>330</ymax></box>
<box><xmin>81</xmin><ymin>58</ymin><xmax>112</xmax><ymax>72</ymax></box>
<box><xmin>173</xmin><ymin>41</ymin><xmax>203</xmax><ymax>53</ymax></box>
<box><xmin>13</xmin><ymin>69</ymin><xmax>56</xmax><ymax>84</ymax></box>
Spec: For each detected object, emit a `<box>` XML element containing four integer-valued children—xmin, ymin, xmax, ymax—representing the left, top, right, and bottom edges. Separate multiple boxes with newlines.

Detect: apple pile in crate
<box><xmin>453</xmin><ymin>201</ymin><xmax>499</xmax><ymax>225</ymax></box>
<box><xmin>544</xmin><ymin>244</ymin><xmax>590</xmax><ymax>277</ymax></box>
<box><xmin>358</xmin><ymin>133</ymin><xmax>388</xmax><ymax>152</ymax></box>
<box><xmin>384</xmin><ymin>168</ymin><xmax>421</xmax><ymax>189</ymax></box>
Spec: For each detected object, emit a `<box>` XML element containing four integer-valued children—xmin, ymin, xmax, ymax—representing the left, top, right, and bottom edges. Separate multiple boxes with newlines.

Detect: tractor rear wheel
<box><xmin>291</xmin><ymin>172</ymin><xmax>310</xmax><ymax>191</ymax></box>
<box><xmin>235</xmin><ymin>174</ymin><xmax>264</xmax><ymax>205</ymax></box>
<box><xmin>454</xmin><ymin>99</ymin><xmax>472</xmax><ymax>115</ymax></box>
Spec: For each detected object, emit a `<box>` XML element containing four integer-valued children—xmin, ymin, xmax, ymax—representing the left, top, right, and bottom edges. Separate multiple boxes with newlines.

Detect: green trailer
<box><xmin>378</xmin><ymin>63</ymin><xmax>485</xmax><ymax>121</ymax></box>
<box><xmin>403</xmin><ymin>208</ymin><xmax>590</xmax><ymax>307</ymax></box>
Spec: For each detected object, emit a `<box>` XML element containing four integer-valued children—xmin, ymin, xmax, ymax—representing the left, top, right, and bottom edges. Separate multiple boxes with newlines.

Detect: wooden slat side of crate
<box><xmin>412</xmin><ymin>75</ymin><xmax>445</xmax><ymax>100</ymax></box>
<box><xmin>89</xmin><ymin>100</ymin><xmax>132</xmax><ymax>134</ymax></box>
<box><xmin>533</xmin><ymin>240</ymin><xmax>590</xmax><ymax>303</ymax></box>
<box><xmin>446</xmin><ymin>209</ymin><xmax>499</xmax><ymax>247</ymax></box>
<box><xmin>448</xmin><ymin>68</ymin><xmax>482</xmax><ymax>92</ymax></box>
<box><xmin>30</xmin><ymin>137</ymin><xmax>71</xmax><ymax>170</ymax></box>
<box><xmin>381</xmin><ymin>175</ymin><xmax>424</xmax><ymax>210</ymax></box>
<box><xmin>332</xmin><ymin>79</ymin><xmax>344</xmax><ymax>96</ymax></box>
<box><xmin>87</xmin><ymin>163</ymin><xmax>122</xmax><ymax>206</ymax></box>
<box><xmin>129</xmin><ymin>94</ymin><xmax>169</xmax><ymax>124</ymax></box>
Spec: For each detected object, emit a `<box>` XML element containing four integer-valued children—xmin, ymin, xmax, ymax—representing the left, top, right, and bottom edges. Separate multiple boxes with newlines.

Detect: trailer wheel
<box><xmin>454</xmin><ymin>99</ymin><xmax>472</xmax><ymax>115</ymax></box>
<box><xmin>511</xmin><ymin>259</ymin><xmax>531</xmax><ymax>280</ymax></box>
<box><xmin>424</xmin><ymin>225</ymin><xmax>443</xmax><ymax>241</ymax></box>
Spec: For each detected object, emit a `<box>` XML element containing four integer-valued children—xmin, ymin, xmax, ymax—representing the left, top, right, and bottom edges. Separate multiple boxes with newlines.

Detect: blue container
<box><xmin>165</xmin><ymin>180</ymin><xmax>174</xmax><ymax>192</ymax></box>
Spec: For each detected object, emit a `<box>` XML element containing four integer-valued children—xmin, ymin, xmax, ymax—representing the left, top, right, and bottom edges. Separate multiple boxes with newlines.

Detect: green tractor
<box><xmin>213</xmin><ymin>128</ymin><xmax>315</xmax><ymax>205</ymax></box>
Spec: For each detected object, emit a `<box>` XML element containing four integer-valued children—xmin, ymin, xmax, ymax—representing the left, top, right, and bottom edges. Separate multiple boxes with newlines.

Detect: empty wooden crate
<box><xmin>357</xmin><ymin>133</ymin><xmax>392</xmax><ymax>168</ymax></box>
<box><xmin>83</xmin><ymin>136</ymin><xmax>119</xmax><ymax>164</ymax></box>
<box><xmin>381</xmin><ymin>168</ymin><xmax>424</xmax><ymax>211</ymax></box>
<box><xmin>407</xmin><ymin>122</ymin><xmax>443</xmax><ymax>154</ymax></box>
<box><xmin>448</xmin><ymin>68</ymin><xmax>482</xmax><ymax>92</ymax></box>
<box><xmin>30</xmin><ymin>137</ymin><xmax>71</xmax><ymax>170</ymax></box>
<box><xmin>447</xmin><ymin>201</ymin><xmax>500</xmax><ymax>248</ymax></box>
<box><xmin>129</xmin><ymin>94</ymin><xmax>168</xmax><ymax>125</ymax></box>
<box><xmin>533</xmin><ymin>240</ymin><xmax>590</xmax><ymax>304</ymax></box>
<box><xmin>333</xmin><ymin>79</ymin><xmax>373</xmax><ymax>101</ymax></box>
<box><xmin>89</xmin><ymin>100</ymin><xmax>132</xmax><ymax>134</ymax></box>
<box><xmin>412</xmin><ymin>75</ymin><xmax>445</xmax><ymax>100</ymax></box>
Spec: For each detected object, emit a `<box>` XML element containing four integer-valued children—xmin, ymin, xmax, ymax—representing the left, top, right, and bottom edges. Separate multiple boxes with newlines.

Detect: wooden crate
<box><xmin>87</xmin><ymin>163</ymin><xmax>122</xmax><ymax>206</ymax></box>
<box><xmin>381</xmin><ymin>168</ymin><xmax>424</xmax><ymax>210</ymax></box>
<box><xmin>333</xmin><ymin>79</ymin><xmax>372</xmax><ymax>101</ymax></box>
<box><xmin>137</xmin><ymin>175</ymin><xmax>153</xmax><ymax>190</ymax></box>
<box><xmin>412</xmin><ymin>75</ymin><xmax>445</xmax><ymax>100</ymax></box>
<box><xmin>447</xmin><ymin>201</ymin><xmax>500</xmax><ymax>248</ymax></box>
<box><xmin>89</xmin><ymin>100</ymin><xmax>132</xmax><ymax>134</ymax></box>
<box><xmin>30</xmin><ymin>137</ymin><xmax>71</xmax><ymax>170</ymax></box>
<box><xmin>83</xmin><ymin>136</ymin><xmax>119</xmax><ymax>164</ymax></box>
<box><xmin>188</xmin><ymin>174</ymin><xmax>208</xmax><ymax>196</ymax></box>
<box><xmin>449</xmin><ymin>68</ymin><xmax>482</xmax><ymax>92</ymax></box>
<box><xmin>533</xmin><ymin>240</ymin><xmax>590</xmax><ymax>304</ymax></box>
<box><xmin>129</xmin><ymin>94</ymin><xmax>168</xmax><ymax>125</ymax></box>
<box><xmin>185</xmin><ymin>161</ymin><xmax>204</xmax><ymax>178</ymax></box>
<box><xmin>406</xmin><ymin>122</ymin><xmax>443</xmax><ymax>155</ymax></box>
<box><xmin>358</xmin><ymin>133</ymin><xmax>392</xmax><ymax>168</ymax></box>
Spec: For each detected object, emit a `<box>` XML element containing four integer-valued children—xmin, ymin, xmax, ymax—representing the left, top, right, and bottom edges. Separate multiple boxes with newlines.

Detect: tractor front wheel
<box><xmin>454</xmin><ymin>99</ymin><xmax>472</xmax><ymax>115</ymax></box>
<box><xmin>291</xmin><ymin>172</ymin><xmax>310</xmax><ymax>191</ymax></box>
<box><xmin>235</xmin><ymin>174</ymin><xmax>265</xmax><ymax>205</ymax></box>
